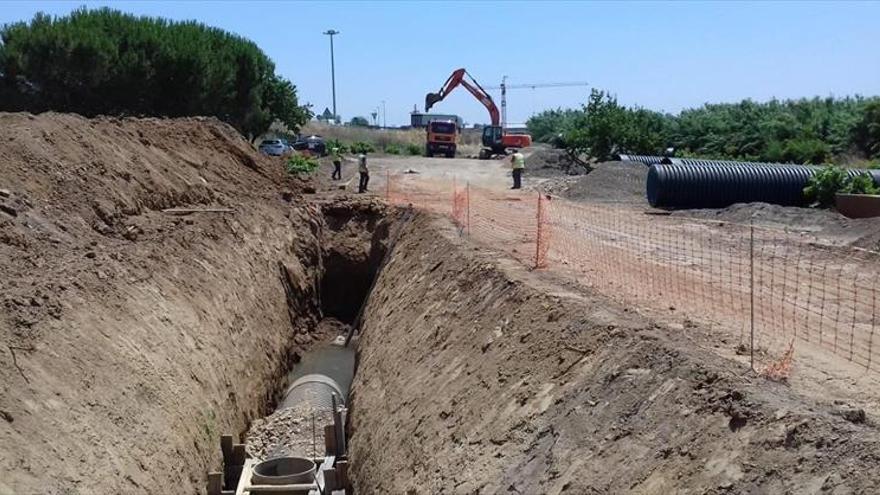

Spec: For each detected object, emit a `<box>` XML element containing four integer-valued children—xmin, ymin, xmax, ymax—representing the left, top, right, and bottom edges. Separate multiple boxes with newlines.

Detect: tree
<box><xmin>349</xmin><ymin>116</ymin><xmax>369</xmax><ymax>127</ymax></box>
<box><xmin>0</xmin><ymin>8</ymin><xmax>310</xmax><ymax>137</ymax></box>
<box><xmin>532</xmin><ymin>89</ymin><xmax>880</xmax><ymax>164</ymax></box>
<box><xmin>853</xmin><ymin>100</ymin><xmax>880</xmax><ymax>158</ymax></box>
<box><xmin>563</xmin><ymin>89</ymin><xmax>670</xmax><ymax>161</ymax></box>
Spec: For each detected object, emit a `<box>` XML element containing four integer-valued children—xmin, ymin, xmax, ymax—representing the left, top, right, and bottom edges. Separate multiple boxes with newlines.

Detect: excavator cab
<box><xmin>481</xmin><ymin>126</ymin><xmax>503</xmax><ymax>149</ymax></box>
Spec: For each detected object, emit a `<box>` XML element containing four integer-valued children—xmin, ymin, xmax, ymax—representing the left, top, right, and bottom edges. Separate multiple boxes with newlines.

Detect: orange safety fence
<box><xmin>384</xmin><ymin>171</ymin><xmax>880</xmax><ymax>375</ymax></box>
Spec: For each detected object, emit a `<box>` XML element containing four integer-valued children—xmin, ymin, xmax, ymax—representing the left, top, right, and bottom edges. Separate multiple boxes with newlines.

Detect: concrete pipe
<box><xmin>251</xmin><ymin>456</ymin><xmax>316</xmax><ymax>485</ymax></box>
<box><xmin>279</xmin><ymin>373</ymin><xmax>345</xmax><ymax>411</ymax></box>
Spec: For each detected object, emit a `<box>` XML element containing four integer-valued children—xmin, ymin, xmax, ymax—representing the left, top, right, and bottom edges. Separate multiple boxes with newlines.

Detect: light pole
<box><xmin>381</xmin><ymin>100</ymin><xmax>386</xmax><ymax>128</ymax></box>
<box><xmin>323</xmin><ymin>29</ymin><xmax>339</xmax><ymax>123</ymax></box>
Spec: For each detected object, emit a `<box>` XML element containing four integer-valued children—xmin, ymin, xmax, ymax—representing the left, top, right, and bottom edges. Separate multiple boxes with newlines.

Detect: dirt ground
<box><xmin>5</xmin><ymin>115</ymin><xmax>880</xmax><ymax>495</ymax></box>
<box><xmin>349</xmin><ymin>212</ymin><xmax>880</xmax><ymax>494</ymax></box>
<box><xmin>0</xmin><ymin>113</ymin><xmax>327</xmax><ymax>495</ymax></box>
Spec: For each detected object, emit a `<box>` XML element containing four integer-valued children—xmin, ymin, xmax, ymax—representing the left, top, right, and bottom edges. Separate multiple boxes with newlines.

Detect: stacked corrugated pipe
<box><xmin>616</xmin><ymin>154</ymin><xmax>667</xmax><ymax>166</ymax></box>
<box><xmin>647</xmin><ymin>163</ymin><xmax>880</xmax><ymax>208</ymax></box>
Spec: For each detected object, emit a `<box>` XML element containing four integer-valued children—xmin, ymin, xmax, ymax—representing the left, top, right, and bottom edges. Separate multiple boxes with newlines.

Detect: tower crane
<box><xmin>485</xmin><ymin>77</ymin><xmax>590</xmax><ymax>129</ymax></box>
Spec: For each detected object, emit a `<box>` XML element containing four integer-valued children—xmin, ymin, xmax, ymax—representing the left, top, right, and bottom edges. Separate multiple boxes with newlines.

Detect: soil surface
<box><xmin>674</xmin><ymin>203</ymin><xmax>880</xmax><ymax>249</ymax></box>
<box><xmin>0</xmin><ymin>113</ymin><xmax>324</xmax><ymax>495</ymax></box>
<box><xmin>350</xmin><ymin>212</ymin><xmax>880</xmax><ymax>494</ymax></box>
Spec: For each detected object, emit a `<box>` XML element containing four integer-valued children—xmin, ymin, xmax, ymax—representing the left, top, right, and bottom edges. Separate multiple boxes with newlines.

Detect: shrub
<box><xmin>286</xmin><ymin>154</ymin><xmax>319</xmax><ymax>174</ymax></box>
<box><xmin>350</xmin><ymin>141</ymin><xmax>376</xmax><ymax>154</ymax></box>
<box><xmin>325</xmin><ymin>138</ymin><xmax>348</xmax><ymax>154</ymax></box>
<box><xmin>405</xmin><ymin>143</ymin><xmax>423</xmax><ymax>156</ymax></box>
<box><xmin>804</xmin><ymin>165</ymin><xmax>879</xmax><ymax>207</ymax></box>
<box><xmin>384</xmin><ymin>143</ymin><xmax>401</xmax><ymax>155</ymax></box>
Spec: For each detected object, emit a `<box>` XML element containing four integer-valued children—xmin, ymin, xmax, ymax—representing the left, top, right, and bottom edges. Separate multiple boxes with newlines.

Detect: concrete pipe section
<box><xmin>280</xmin><ymin>373</ymin><xmax>346</xmax><ymax>411</ymax></box>
<box><xmin>251</xmin><ymin>456</ymin><xmax>317</xmax><ymax>485</ymax></box>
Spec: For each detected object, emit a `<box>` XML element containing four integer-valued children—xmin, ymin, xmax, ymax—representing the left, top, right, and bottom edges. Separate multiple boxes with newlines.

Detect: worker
<box><xmin>331</xmin><ymin>146</ymin><xmax>342</xmax><ymax>180</ymax></box>
<box><xmin>510</xmin><ymin>149</ymin><xmax>525</xmax><ymax>189</ymax></box>
<box><xmin>358</xmin><ymin>152</ymin><xmax>369</xmax><ymax>193</ymax></box>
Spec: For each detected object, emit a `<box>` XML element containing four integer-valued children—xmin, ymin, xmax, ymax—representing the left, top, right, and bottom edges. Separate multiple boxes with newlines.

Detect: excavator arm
<box><xmin>425</xmin><ymin>68</ymin><xmax>500</xmax><ymax>126</ymax></box>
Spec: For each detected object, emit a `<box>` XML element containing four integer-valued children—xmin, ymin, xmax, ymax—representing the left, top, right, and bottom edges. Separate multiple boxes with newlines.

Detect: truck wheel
<box><xmin>478</xmin><ymin>149</ymin><xmax>490</xmax><ymax>160</ymax></box>
<box><xmin>446</xmin><ymin>151</ymin><xmax>454</xmax><ymax>158</ymax></box>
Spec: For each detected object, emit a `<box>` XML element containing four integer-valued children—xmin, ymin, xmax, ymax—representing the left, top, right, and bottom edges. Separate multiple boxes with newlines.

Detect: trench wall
<box><xmin>0</xmin><ymin>114</ymin><xmax>324</xmax><ymax>495</ymax></box>
<box><xmin>350</xmin><ymin>213</ymin><xmax>880</xmax><ymax>494</ymax></box>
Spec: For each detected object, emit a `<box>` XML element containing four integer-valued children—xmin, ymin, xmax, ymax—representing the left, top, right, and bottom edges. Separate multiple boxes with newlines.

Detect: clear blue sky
<box><xmin>2</xmin><ymin>1</ymin><xmax>878</xmax><ymax>127</ymax></box>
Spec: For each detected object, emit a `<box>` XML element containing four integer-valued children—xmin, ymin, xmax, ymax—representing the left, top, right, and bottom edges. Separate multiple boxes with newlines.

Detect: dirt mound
<box><xmin>350</xmin><ymin>213</ymin><xmax>880</xmax><ymax>494</ymax></box>
<box><xmin>560</xmin><ymin>160</ymin><xmax>648</xmax><ymax>203</ymax></box>
<box><xmin>524</xmin><ymin>146</ymin><xmax>590</xmax><ymax>177</ymax></box>
<box><xmin>675</xmin><ymin>203</ymin><xmax>880</xmax><ymax>248</ymax></box>
<box><xmin>0</xmin><ymin>112</ymin><xmax>323</xmax><ymax>494</ymax></box>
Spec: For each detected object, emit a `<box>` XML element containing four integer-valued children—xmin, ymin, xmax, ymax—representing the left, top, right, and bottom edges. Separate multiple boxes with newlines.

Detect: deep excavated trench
<box><xmin>235</xmin><ymin>202</ymin><xmax>880</xmax><ymax>495</ymax></box>
<box><xmin>3</xmin><ymin>114</ymin><xmax>878</xmax><ymax>494</ymax></box>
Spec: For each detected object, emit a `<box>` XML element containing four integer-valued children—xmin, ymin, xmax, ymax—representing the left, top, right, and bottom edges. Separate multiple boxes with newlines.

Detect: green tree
<box><xmin>853</xmin><ymin>100</ymin><xmax>880</xmax><ymax>158</ymax></box>
<box><xmin>349</xmin><ymin>116</ymin><xmax>369</xmax><ymax>127</ymax></box>
<box><xmin>0</xmin><ymin>8</ymin><xmax>310</xmax><ymax>137</ymax></box>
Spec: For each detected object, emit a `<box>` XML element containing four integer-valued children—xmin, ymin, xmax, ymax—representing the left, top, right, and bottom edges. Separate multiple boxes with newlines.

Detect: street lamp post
<box><xmin>381</xmin><ymin>100</ymin><xmax>386</xmax><ymax>128</ymax></box>
<box><xmin>323</xmin><ymin>29</ymin><xmax>339</xmax><ymax>123</ymax></box>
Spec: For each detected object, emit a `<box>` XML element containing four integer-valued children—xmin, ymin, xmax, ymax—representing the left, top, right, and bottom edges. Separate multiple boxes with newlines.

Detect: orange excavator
<box><xmin>426</xmin><ymin>68</ymin><xmax>532</xmax><ymax>159</ymax></box>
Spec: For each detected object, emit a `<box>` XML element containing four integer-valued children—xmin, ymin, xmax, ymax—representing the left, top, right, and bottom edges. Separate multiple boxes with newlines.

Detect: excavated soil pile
<box><xmin>349</xmin><ymin>213</ymin><xmax>880</xmax><ymax>494</ymax></box>
<box><xmin>525</xmin><ymin>147</ymin><xmax>590</xmax><ymax>177</ymax></box>
<box><xmin>674</xmin><ymin>202</ymin><xmax>880</xmax><ymax>249</ymax></box>
<box><xmin>0</xmin><ymin>113</ymin><xmax>326</xmax><ymax>495</ymax></box>
<box><xmin>560</xmin><ymin>160</ymin><xmax>648</xmax><ymax>203</ymax></box>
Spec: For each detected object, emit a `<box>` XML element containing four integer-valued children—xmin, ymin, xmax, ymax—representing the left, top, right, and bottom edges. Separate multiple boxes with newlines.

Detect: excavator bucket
<box><xmin>425</xmin><ymin>92</ymin><xmax>442</xmax><ymax>112</ymax></box>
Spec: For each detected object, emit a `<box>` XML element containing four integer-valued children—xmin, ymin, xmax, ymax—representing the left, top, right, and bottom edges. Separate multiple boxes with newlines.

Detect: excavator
<box><xmin>426</xmin><ymin>68</ymin><xmax>532</xmax><ymax>159</ymax></box>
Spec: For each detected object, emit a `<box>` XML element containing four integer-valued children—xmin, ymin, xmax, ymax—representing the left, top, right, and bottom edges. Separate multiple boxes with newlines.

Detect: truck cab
<box><xmin>426</xmin><ymin>120</ymin><xmax>459</xmax><ymax>158</ymax></box>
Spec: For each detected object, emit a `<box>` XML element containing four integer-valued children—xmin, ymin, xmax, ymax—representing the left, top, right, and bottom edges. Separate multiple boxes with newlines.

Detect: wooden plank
<box><xmin>221</xmin><ymin>435</ymin><xmax>234</xmax><ymax>465</ymax></box>
<box><xmin>335</xmin><ymin>460</ymin><xmax>349</xmax><ymax>491</ymax></box>
<box><xmin>207</xmin><ymin>471</ymin><xmax>223</xmax><ymax>495</ymax></box>
<box><xmin>234</xmin><ymin>459</ymin><xmax>256</xmax><ymax>495</ymax></box>
<box><xmin>231</xmin><ymin>444</ymin><xmax>247</xmax><ymax>465</ymax></box>
<box><xmin>244</xmin><ymin>484</ymin><xmax>318</xmax><ymax>493</ymax></box>
<box><xmin>323</xmin><ymin>425</ymin><xmax>336</xmax><ymax>456</ymax></box>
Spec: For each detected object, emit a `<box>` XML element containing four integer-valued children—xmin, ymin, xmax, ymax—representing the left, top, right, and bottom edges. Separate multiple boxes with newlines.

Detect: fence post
<box><xmin>466</xmin><ymin>182</ymin><xmax>470</xmax><ymax>237</ymax></box>
<box><xmin>535</xmin><ymin>192</ymin><xmax>544</xmax><ymax>269</ymax></box>
<box><xmin>385</xmin><ymin>170</ymin><xmax>390</xmax><ymax>202</ymax></box>
<box><xmin>750</xmin><ymin>220</ymin><xmax>755</xmax><ymax>372</ymax></box>
<box><xmin>452</xmin><ymin>176</ymin><xmax>457</xmax><ymax>220</ymax></box>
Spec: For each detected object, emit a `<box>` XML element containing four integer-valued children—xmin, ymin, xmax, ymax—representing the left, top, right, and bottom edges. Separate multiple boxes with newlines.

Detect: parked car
<box><xmin>293</xmin><ymin>135</ymin><xmax>326</xmax><ymax>156</ymax></box>
<box><xmin>258</xmin><ymin>139</ymin><xmax>287</xmax><ymax>156</ymax></box>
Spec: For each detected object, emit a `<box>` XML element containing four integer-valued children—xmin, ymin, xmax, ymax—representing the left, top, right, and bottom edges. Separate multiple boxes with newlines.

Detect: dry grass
<box><xmin>302</xmin><ymin>122</ymin><xmax>424</xmax><ymax>149</ymax></box>
<box><xmin>302</xmin><ymin>122</ymin><xmax>484</xmax><ymax>156</ymax></box>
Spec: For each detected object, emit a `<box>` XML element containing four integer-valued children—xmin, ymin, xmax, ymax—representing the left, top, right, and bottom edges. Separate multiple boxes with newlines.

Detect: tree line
<box><xmin>527</xmin><ymin>89</ymin><xmax>880</xmax><ymax>164</ymax></box>
<box><xmin>0</xmin><ymin>8</ymin><xmax>310</xmax><ymax>137</ymax></box>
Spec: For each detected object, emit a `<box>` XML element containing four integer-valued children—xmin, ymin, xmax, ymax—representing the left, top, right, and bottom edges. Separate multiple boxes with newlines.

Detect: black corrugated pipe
<box><xmin>663</xmin><ymin>157</ymin><xmax>801</xmax><ymax>167</ymax></box>
<box><xmin>646</xmin><ymin>163</ymin><xmax>880</xmax><ymax>208</ymax></box>
<box><xmin>616</xmin><ymin>154</ymin><xmax>667</xmax><ymax>166</ymax></box>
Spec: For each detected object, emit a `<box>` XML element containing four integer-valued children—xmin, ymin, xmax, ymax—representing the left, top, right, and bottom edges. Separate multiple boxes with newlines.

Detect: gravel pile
<box><xmin>245</xmin><ymin>406</ymin><xmax>336</xmax><ymax>461</ymax></box>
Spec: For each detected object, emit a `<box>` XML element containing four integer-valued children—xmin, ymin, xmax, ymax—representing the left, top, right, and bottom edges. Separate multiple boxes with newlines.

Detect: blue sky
<box><xmin>2</xmin><ymin>1</ymin><xmax>878</xmax><ymax>126</ymax></box>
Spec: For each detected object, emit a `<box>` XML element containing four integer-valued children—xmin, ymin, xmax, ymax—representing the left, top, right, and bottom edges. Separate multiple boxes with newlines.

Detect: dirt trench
<box><xmin>3</xmin><ymin>113</ymin><xmax>880</xmax><ymax>495</ymax></box>
<box><xmin>348</xmin><ymin>213</ymin><xmax>880</xmax><ymax>494</ymax></box>
<box><xmin>0</xmin><ymin>113</ymin><xmax>388</xmax><ymax>495</ymax></box>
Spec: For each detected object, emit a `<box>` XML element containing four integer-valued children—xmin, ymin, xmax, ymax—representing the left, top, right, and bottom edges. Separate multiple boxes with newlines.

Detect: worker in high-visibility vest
<box><xmin>331</xmin><ymin>147</ymin><xmax>343</xmax><ymax>180</ymax></box>
<box><xmin>358</xmin><ymin>152</ymin><xmax>370</xmax><ymax>193</ymax></box>
<box><xmin>510</xmin><ymin>150</ymin><xmax>525</xmax><ymax>189</ymax></box>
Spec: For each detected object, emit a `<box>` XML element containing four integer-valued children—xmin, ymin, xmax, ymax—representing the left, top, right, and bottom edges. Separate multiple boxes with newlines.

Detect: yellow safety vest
<box><xmin>512</xmin><ymin>153</ymin><xmax>525</xmax><ymax>169</ymax></box>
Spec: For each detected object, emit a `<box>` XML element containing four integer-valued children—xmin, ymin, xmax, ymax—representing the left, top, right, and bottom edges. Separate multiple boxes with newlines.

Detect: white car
<box><xmin>259</xmin><ymin>139</ymin><xmax>287</xmax><ymax>156</ymax></box>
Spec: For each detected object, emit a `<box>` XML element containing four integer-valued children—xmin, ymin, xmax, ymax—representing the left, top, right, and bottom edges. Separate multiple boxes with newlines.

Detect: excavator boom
<box><xmin>425</xmin><ymin>68</ymin><xmax>500</xmax><ymax>126</ymax></box>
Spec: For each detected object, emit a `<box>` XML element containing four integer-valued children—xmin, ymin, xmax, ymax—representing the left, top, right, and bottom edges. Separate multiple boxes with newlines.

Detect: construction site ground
<box><xmin>316</xmin><ymin>152</ymin><xmax>880</xmax><ymax>418</ymax></box>
<box><xmin>2</xmin><ymin>115</ymin><xmax>880</xmax><ymax>494</ymax></box>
